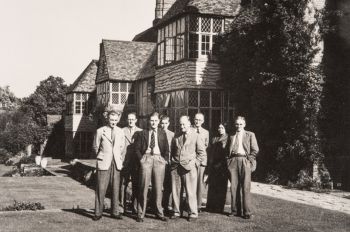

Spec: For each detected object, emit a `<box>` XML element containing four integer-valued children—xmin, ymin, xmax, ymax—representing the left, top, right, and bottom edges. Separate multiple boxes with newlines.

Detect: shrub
<box><xmin>0</xmin><ymin>148</ymin><xmax>13</xmax><ymax>164</ymax></box>
<box><xmin>1</xmin><ymin>200</ymin><xmax>45</xmax><ymax>211</ymax></box>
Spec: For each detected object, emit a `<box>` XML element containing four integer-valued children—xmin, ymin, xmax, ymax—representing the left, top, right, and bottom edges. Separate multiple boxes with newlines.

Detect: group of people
<box><xmin>92</xmin><ymin>110</ymin><xmax>259</xmax><ymax>223</ymax></box>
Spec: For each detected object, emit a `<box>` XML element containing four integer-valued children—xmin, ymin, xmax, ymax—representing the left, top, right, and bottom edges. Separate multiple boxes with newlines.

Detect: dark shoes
<box><xmin>111</xmin><ymin>214</ymin><xmax>123</xmax><ymax>220</ymax></box>
<box><xmin>136</xmin><ymin>217</ymin><xmax>144</xmax><ymax>222</ymax></box>
<box><xmin>243</xmin><ymin>214</ymin><xmax>253</xmax><ymax>220</ymax></box>
<box><xmin>156</xmin><ymin>215</ymin><xmax>168</xmax><ymax>222</ymax></box>
<box><xmin>92</xmin><ymin>215</ymin><xmax>102</xmax><ymax>221</ymax></box>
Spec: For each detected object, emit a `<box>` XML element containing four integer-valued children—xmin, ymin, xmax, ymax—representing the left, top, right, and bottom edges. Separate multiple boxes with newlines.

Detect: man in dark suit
<box><xmin>135</xmin><ymin>112</ymin><xmax>169</xmax><ymax>222</ymax></box>
<box><xmin>227</xmin><ymin>116</ymin><xmax>259</xmax><ymax>219</ymax></box>
<box><xmin>171</xmin><ymin>115</ymin><xmax>206</xmax><ymax>221</ymax></box>
<box><xmin>92</xmin><ymin>110</ymin><xmax>125</xmax><ymax>221</ymax></box>
<box><xmin>121</xmin><ymin>112</ymin><xmax>142</xmax><ymax>214</ymax></box>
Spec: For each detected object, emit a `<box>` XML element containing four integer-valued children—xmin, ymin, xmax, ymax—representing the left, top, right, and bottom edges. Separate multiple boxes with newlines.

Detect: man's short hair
<box><xmin>127</xmin><ymin>112</ymin><xmax>137</xmax><ymax>118</ymax></box>
<box><xmin>235</xmin><ymin>116</ymin><xmax>246</xmax><ymax>122</ymax></box>
<box><xmin>195</xmin><ymin>112</ymin><xmax>204</xmax><ymax>119</ymax></box>
<box><xmin>149</xmin><ymin>112</ymin><xmax>160</xmax><ymax>119</ymax></box>
<box><xmin>108</xmin><ymin>110</ymin><xmax>120</xmax><ymax>118</ymax></box>
<box><xmin>161</xmin><ymin>115</ymin><xmax>170</xmax><ymax>122</ymax></box>
<box><xmin>180</xmin><ymin>115</ymin><xmax>190</xmax><ymax>122</ymax></box>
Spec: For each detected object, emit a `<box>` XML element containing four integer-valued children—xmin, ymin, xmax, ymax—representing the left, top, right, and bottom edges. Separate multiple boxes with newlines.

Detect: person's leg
<box><xmin>242</xmin><ymin>158</ymin><xmax>252</xmax><ymax>216</ymax></box>
<box><xmin>185</xmin><ymin>167</ymin><xmax>198</xmax><ymax>218</ymax></box>
<box><xmin>137</xmin><ymin>155</ymin><xmax>153</xmax><ymax>219</ymax></box>
<box><xmin>162</xmin><ymin>164</ymin><xmax>172</xmax><ymax>213</ymax></box>
<box><xmin>227</xmin><ymin>158</ymin><xmax>240</xmax><ymax>215</ymax></box>
<box><xmin>196</xmin><ymin>165</ymin><xmax>206</xmax><ymax>211</ymax></box>
<box><xmin>95</xmin><ymin>168</ymin><xmax>110</xmax><ymax>217</ymax></box>
<box><xmin>131</xmin><ymin>166</ymin><xmax>139</xmax><ymax>214</ymax></box>
<box><xmin>153</xmin><ymin>158</ymin><xmax>166</xmax><ymax>217</ymax></box>
<box><xmin>171</xmin><ymin>167</ymin><xmax>181</xmax><ymax>217</ymax></box>
<box><xmin>110</xmin><ymin>161</ymin><xmax>121</xmax><ymax>216</ymax></box>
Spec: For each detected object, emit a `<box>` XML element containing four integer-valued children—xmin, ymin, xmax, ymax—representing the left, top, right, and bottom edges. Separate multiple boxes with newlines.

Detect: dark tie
<box><xmin>150</xmin><ymin>130</ymin><xmax>155</xmax><ymax>154</ymax></box>
<box><xmin>197</xmin><ymin>128</ymin><xmax>200</xmax><ymax>134</ymax></box>
<box><xmin>183</xmin><ymin>133</ymin><xmax>187</xmax><ymax>145</ymax></box>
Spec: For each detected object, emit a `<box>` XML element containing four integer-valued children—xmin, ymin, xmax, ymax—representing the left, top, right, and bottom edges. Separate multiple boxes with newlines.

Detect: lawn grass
<box><xmin>0</xmin><ymin>193</ymin><xmax>349</xmax><ymax>232</ymax></box>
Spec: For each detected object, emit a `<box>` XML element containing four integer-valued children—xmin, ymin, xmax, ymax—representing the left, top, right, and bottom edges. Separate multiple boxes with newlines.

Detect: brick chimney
<box><xmin>153</xmin><ymin>0</ymin><xmax>176</xmax><ymax>25</ymax></box>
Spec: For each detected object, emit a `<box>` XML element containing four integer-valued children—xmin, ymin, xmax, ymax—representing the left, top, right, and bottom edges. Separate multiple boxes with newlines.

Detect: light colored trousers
<box><xmin>137</xmin><ymin>154</ymin><xmax>166</xmax><ymax>219</ymax></box>
<box><xmin>95</xmin><ymin>161</ymin><xmax>121</xmax><ymax>216</ymax></box>
<box><xmin>227</xmin><ymin>156</ymin><xmax>252</xmax><ymax>216</ymax></box>
<box><xmin>171</xmin><ymin>165</ymin><xmax>198</xmax><ymax>218</ymax></box>
<box><xmin>197</xmin><ymin>165</ymin><xmax>206</xmax><ymax>209</ymax></box>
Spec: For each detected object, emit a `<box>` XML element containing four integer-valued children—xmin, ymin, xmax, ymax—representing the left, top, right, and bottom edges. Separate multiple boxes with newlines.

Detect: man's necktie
<box><xmin>150</xmin><ymin>130</ymin><xmax>155</xmax><ymax>155</ymax></box>
<box><xmin>197</xmin><ymin>128</ymin><xmax>200</xmax><ymax>134</ymax></box>
<box><xmin>183</xmin><ymin>133</ymin><xmax>187</xmax><ymax>145</ymax></box>
<box><xmin>232</xmin><ymin>133</ymin><xmax>239</xmax><ymax>154</ymax></box>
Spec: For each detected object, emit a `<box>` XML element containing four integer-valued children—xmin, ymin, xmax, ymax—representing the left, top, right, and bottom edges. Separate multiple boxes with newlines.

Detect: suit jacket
<box><xmin>171</xmin><ymin>129</ymin><xmax>206</xmax><ymax>171</ymax></box>
<box><xmin>228</xmin><ymin>130</ymin><xmax>259</xmax><ymax>171</ymax></box>
<box><xmin>193</xmin><ymin>127</ymin><xmax>209</xmax><ymax>166</ymax></box>
<box><xmin>93</xmin><ymin>126</ymin><xmax>126</xmax><ymax>171</ymax></box>
<box><xmin>135</xmin><ymin>128</ymin><xmax>169</xmax><ymax>162</ymax></box>
<box><xmin>122</xmin><ymin>126</ymin><xmax>142</xmax><ymax>169</ymax></box>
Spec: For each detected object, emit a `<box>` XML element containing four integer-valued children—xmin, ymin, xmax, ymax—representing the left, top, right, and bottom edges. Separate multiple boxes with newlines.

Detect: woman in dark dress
<box><xmin>206</xmin><ymin>123</ymin><xmax>229</xmax><ymax>213</ymax></box>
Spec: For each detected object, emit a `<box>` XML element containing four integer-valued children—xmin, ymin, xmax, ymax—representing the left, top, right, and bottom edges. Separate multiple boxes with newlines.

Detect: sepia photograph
<box><xmin>0</xmin><ymin>0</ymin><xmax>349</xmax><ymax>231</ymax></box>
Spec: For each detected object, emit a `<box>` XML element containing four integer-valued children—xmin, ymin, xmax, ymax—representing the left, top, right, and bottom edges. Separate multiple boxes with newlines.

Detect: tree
<box><xmin>21</xmin><ymin>76</ymin><xmax>67</xmax><ymax>126</ymax></box>
<box><xmin>0</xmin><ymin>86</ymin><xmax>19</xmax><ymax>110</ymax></box>
<box><xmin>219</xmin><ymin>0</ymin><xmax>326</xmax><ymax>184</ymax></box>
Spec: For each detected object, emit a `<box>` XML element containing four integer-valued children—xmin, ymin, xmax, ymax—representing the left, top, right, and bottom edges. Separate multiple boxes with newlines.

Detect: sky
<box><xmin>0</xmin><ymin>0</ymin><xmax>155</xmax><ymax>98</ymax></box>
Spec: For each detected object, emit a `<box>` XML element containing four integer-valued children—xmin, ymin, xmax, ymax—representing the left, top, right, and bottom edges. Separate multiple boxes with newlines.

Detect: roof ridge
<box><xmin>101</xmin><ymin>39</ymin><xmax>156</xmax><ymax>45</ymax></box>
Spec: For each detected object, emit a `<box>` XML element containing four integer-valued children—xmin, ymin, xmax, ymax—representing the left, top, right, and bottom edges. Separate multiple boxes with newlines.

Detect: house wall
<box><xmin>155</xmin><ymin>60</ymin><xmax>222</xmax><ymax>93</ymax></box>
<box><xmin>64</xmin><ymin>115</ymin><xmax>96</xmax><ymax>132</ymax></box>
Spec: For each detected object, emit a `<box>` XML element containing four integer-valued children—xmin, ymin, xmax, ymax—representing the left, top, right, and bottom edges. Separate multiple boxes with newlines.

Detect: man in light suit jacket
<box><xmin>135</xmin><ymin>112</ymin><xmax>169</xmax><ymax>222</ymax></box>
<box><xmin>92</xmin><ymin>111</ymin><xmax>125</xmax><ymax>221</ymax></box>
<box><xmin>121</xmin><ymin>112</ymin><xmax>142</xmax><ymax>214</ymax></box>
<box><xmin>227</xmin><ymin>116</ymin><xmax>259</xmax><ymax>219</ymax></box>
<box><xmin>193</xmin><ymin>113</ymin><xmax>209</xmax><ymax>212</ymax></box>
<box><xmin>171</xmin><ymin>115</ymin><xmax>205</xmax><ymax>221</ymax></box>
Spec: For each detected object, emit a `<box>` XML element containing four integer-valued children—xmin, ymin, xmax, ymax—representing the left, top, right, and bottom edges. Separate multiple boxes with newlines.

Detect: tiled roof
<box><xmin>101</xmin><ymin>40</ymin><xmax>156</xmax><ymax>81</ymax></box>
<box><xmin>157</xmin><ymin>0</ymin><xmax>241</xmax><ymax>26</ymax></box>
<box><xmin>68</xmin><ymin>60</ymin><xmax>98</xmax><ymax>93</ymax></box>
<box><xmin>133</xmin><ymin>27</ymin><xmax>157</xmax><ymax>43</ymax></box>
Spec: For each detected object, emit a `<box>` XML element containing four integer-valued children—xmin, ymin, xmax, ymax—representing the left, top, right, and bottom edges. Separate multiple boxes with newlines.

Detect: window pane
<box><xmin>75</xmin><ymin>102</ymin><xmax>81</xmax><ymax>114</ymax></box>
<box><xmin>76</xmin><ymin>93</ymin><xmax>81</xmax><ymax>100</ymax></box>
<box><xmin>82</xmin><ymin>101</ymin><xmax>86</xmax><ymax>114</ymax></box>
<box><xmin>177</xmin><ymin>19</ymin><xmax>181</xmax><ymax>34</ymax></box>
<box><xmin>201</xmin><ymin>35</ymin><xmax>210</xmax><ymax>55</ymax></box>
<box><xmin>189</xmin><ymin>34</ymin><xmax>199</xmax><ymax>58</ymax></box>
<box><xmin>188</xmin><ymin>90</ymin><xmax>198</xmax><ymax>107</ymax></box>
<box><xmin>112</xmin><ymin>93</ymin><xmax>119</xmax><ymax>104</ymax></box>
<box><xmin>165</xmin><ymin>38</ymin><xmax>175</xmax><ymax>63</ymax></box>
<box><xmin>200</xmin><ymin>91</ymin><xmax>210</xmax><ymax>107</ymax></box>
<box><xmin>212</xmin><ymin>35</ymin><xmax>219</xmax><ymax>57</ymax></box>
<box><xmin>213</xmin><ymin>18</ymin><xmax>223</xmax><ymax>33</ymax></box>
<box><xmin>190</xmin><ymin>16</ymin><xmax>199</xmax><ymax>32</ymax></box>
<box><xmin>174</xmin><ymin>90</ymin><xmax>185</xmax><ymax>107</ymax></box>
<box><xmin>201</xmin><ymin>17</ymin><xmax>211</xmax><ymax>32</ymax></box>
<box><xmin>212</xmin><ymin>91</ymin><xmax>221</xmax><ymax>107</ymax></box>
<box><xmin>111</xmin><ymin>82</ymin><xmax>117</xmax><ymax>92</ymax></box>
<box><xmin>180</xmin><ymin>17</ymin><xmax>185</xmax><ymax>33</ymax></box>
<box><xmin>160</xmin><ymin>42</ymin><xmax>165</xmax><ymax>65</ymax></box>
<box><xmin>120</xmin><ymin>83</ymin><xmax>127</xmax><ymax>92</ymax></box>
<box><xmin>158</xmin><ymin>29</ymin><xmax>161</xmax><ymax>42</ymax></box>
<box><xmin>121</xmin><ymin>93</ymin><xmax>127</xmax><ymax>104</ymax></box>
<box><xmin>176</xmin><ymin>35</ymin><xmax>184</xmax><ymax>60</ymax></box>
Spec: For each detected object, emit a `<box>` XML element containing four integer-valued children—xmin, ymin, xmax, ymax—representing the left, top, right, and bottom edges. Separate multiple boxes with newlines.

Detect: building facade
<box><xmin>65</xmin><ymin>0</ymin><xmax>242</xmax><ymax>158</ymax></box>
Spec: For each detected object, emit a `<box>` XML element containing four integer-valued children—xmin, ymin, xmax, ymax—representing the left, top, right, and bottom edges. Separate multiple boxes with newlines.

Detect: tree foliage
<box><xmin>21</xmin><ymin>76</ymin><xmax>67</xmax><ymax>126</ymax></box>
<box><xmin>219</xmin><ymin>0</ymin><xmax>325</xmax><ymax>183</ymax></box>
<box><xmin>0</xmin><ymin>86</ymin><xmax>19</xmax><ymax>110</ymax></box>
